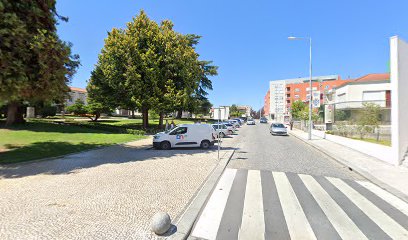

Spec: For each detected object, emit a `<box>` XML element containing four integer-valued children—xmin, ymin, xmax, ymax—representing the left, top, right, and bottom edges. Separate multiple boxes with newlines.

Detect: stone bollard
<box><xmin>150</xmin><ymin>212</ymin><xmax>171</xmax><ymax>235</ymax></box>
<box><xmin>26</xmin><ymin>107</ymin><xmax>35</xmax><ymax>118</ymax></box>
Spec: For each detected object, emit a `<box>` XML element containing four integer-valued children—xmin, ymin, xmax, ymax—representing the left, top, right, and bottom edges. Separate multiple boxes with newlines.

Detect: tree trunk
<box><xmin>142</xmin><ymin>107</ymin><xmax>149</xmax><ymax>129</ymax></box>
<box><xmin>159</xmin><ymin>112</ymin><xmax>164</xmax><ymax>129</ymax></box>
<box><xmin>131</xmin><ymin>109</ymin><xmax>135</xmax><ymax>119</ymax></box>
<box><xmin>6</xmin><ymin>102</ymin><xmax>25</xmax><ymax>126</ymax></box>
<box><xmin>176</xmin><ymin>109</ymin><xmax>182</xmax><ymax>119</ymax></box>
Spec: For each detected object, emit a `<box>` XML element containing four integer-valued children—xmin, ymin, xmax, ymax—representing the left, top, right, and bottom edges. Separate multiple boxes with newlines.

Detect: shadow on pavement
<box><xmin>0</xmin><ymin>141</ymin><xmax>238</xmax><ymax>179</ymax></box>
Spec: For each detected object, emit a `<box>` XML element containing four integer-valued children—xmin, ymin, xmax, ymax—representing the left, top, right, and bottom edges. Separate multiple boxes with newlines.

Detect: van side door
<box><xmin>169</xmin><ymin>127</ymin><xmax>191</xmax><ymax>146</ymax></box>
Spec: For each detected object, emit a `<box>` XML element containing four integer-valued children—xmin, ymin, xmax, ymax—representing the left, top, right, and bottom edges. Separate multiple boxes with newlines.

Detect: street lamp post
<box><xmin>288</xmin><ymin>36</ymin><xmax>313</xmax><ymax>140</ymax></box>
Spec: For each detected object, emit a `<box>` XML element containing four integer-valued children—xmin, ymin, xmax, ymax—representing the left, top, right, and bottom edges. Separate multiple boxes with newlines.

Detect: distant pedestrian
<box><xmin>165</xmin><ymin>120</ymin><xmax>169</xmax><ymax>131</ymax></box>
<box><xmin>290</xmin><ymin>119</ymin><xmax>294</xmax><ymax>130</ymax></box>
<box><xmin>170</xmin><ymin>120</ymin><xmax>175</xmax><ymax>129</ymax></box>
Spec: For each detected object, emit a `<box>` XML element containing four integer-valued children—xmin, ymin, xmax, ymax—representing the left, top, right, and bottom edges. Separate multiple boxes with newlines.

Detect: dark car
<box><xmin>260</xmin><ymin>117</ymin><xmax>268</xmax><ymax>123</ymax></box>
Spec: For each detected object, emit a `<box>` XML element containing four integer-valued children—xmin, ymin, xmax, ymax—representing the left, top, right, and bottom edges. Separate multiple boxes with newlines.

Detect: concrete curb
<box><xmin>168</xmin><ymin>149</ymin><xmax>236</xmax><ymax>240</ymax></box>
<box><xmin>289</xmin><ymin>131</ymin><xmax>408</xmax><ymax>203</ymax></box>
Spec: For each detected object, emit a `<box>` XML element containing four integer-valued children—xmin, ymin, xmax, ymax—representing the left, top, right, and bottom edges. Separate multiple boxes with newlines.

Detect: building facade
<box><xmin>263</xmin><ymin>90</ymin><xmax>270</xmax><ymax>117</ymax></box>
<box><xmin>66</xmin><ymin>87</ymin><xmax>88</xmax><ymax>107</ymax></box>
<box><xmin>328</xmin><ymin>73</ymin><xmax>391</xmax><ymax>123</ymax></box>
<box><xmin>267</xmin><ymin>75</ymin><xmax>349</xmax><ymax>122</ymax></box>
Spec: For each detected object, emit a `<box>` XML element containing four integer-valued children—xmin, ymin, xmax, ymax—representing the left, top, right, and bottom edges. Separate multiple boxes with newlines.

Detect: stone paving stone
<box><xmin>0</xmin><ymin>136</ymin><xmax>239</xmax><ymax>239</ymax></box>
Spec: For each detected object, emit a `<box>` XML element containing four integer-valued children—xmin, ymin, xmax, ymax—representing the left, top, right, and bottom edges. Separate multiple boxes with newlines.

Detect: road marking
<box><xmin>357</xmin><ymin>180</ymin><xmax>408</xmax><ymax>216</ymax></box>
<box><xmin>300</xmin><ymin>174</ymin><xmax>367</xmax><ymax>240</ymax></box>
<box><xmin>191</xmin><ymin>168</ymin><xmax>237</xmax><ymax>240</ymax></box>
<box><xmin>273</xmin><ymin>172</ymin><xmax>316</xmax><ymax>240</ymax></box>
<box><xmin>328</xmin><ymin>177</ymin><xmax>408</xmax><ymax>239</ymax></box>
<box><xmin>238</xmin><ymin>170</ymin><xmax>265</xmax><ymax>240</ymax></box>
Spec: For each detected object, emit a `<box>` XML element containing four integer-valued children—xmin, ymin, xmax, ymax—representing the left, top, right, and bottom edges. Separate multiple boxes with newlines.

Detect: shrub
<box><xmin>38</xmin><ymin>105</ymin><xmax>57</xmax><ymax>118</ymax></box>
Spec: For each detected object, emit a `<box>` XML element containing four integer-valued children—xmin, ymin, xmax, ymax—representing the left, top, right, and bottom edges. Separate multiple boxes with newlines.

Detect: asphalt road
<box><xmin>227</xmin><ymin>121</ymin><xmax>363</xmax><ymax>180</ymax></box>
<box><xmin>190</xmin><ymin>122</ymin><xmax>408</xmax><ymax>240</ymax></box>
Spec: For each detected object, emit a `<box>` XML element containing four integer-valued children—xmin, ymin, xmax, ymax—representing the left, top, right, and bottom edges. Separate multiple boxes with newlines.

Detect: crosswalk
<box><xmin>190</xmin><ymin>168</ymin><xmax>408</xmax><ymax>240</ymax></box>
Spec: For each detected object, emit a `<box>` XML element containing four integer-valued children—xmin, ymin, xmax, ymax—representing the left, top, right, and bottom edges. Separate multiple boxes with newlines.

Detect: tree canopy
<box><xmin>0</xmin><ymin>0</ymin><xmax>80</xmax><ymax>125</ymax></box>
<box><xmin>87</xmin><ymin>10</ymin><xmax>217</xmax><ymax>128</ymax></box>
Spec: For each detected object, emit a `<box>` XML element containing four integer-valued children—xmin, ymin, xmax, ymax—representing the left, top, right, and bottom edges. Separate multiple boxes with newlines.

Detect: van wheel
<box><xmin>219</xmin><ymin>132</ymin><xmax>225</xmax><ymax>138</ymax></box>
<box><xmin>160</xmin><ymin>141</ymin><xmax>171</xmax><ymax>150</ymax></box>
<box><xmin>200</xmin><ymin>140</ymin><xmax>210</xmax><ymax>149</ymax></box>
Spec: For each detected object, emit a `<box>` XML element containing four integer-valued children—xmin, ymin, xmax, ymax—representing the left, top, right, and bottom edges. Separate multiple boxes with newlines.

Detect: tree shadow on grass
<box><xmin>0</xmin><ymin>141</ymin><xmax>110</xmax><ymax>164</ymax></box>
<box><xmin>0</xmin><ymin>141</ymin><xmax>238</xmax><ymax>179</ymax></box>
<box><xmin>0</xmin><ymin>121</ymin><xmax>119</xmax><ymax>134</ymax></box>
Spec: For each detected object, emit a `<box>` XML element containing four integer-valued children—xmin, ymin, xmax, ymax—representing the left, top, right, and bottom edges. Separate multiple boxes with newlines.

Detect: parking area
<box><xmin>0</xmin><ymin>126</ymin><xmax>243</xmax><ymax>239</ymax></box>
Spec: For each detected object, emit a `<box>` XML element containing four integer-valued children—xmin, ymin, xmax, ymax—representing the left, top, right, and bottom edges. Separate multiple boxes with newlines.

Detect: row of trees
<box><xmin>86</xmin><ymin>11</ymin><xmax>217</xmax><ymax>128</ymax></box>
<box><xmin>0</xmin><ymin>0</ymin><xmax>80</xmax><ymax>126</ymax></box>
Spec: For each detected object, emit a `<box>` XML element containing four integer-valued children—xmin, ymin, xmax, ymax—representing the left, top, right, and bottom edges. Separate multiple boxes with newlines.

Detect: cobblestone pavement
<box><xmin>0</xmin><ymin>135</ymin><xmax>240</xmax><ymax>239</ymax></box>
<box><xmin>228</xmin><ymin>122</ymin><xmax>363</xmax><ymax>180</ymax></box>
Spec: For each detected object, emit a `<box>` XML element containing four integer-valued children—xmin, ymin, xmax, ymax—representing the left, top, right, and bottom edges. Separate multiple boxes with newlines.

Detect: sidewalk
<box><xmin>0</xmin><ymin>136</ymin><xmax>237</xmax><ymax>239</ymax></box>
<box><xmin>289</xmin><ymin>128</ymin><xmax>408</xmax><ymax>202</ymax></box>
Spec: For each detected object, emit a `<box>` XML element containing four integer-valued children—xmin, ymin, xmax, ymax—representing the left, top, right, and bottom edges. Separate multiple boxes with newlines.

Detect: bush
<box><xmin>38</xmin><ymin>105</ymin><xmax>57</xmax><ymax>118</ymax></box>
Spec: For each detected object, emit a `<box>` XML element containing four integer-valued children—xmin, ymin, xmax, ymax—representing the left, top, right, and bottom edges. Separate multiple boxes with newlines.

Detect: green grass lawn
<box><xmin>98</xmin><ymin>118</ymin><xmax>198</xmax><ymax>127</ymax></box>
<box><xmin>351</xmin><ymin>137</ymin><xmax>391</xmax><ymax>146</ymax></box>
<box><xmin>0</xmin><ymin>121</ymin><xmax>145</xmax><ymax>164</ymax></box>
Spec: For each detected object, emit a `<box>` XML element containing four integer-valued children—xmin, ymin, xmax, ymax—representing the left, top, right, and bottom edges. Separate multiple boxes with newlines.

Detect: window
<box><xmin>362</xmin><ymin>91</ymin><xmax>385</xmax><ymax>101</ymax></box>
<box><xmin>295</xmin><ymin>95</ymin><xmax>299</xmax><ymax>98</ymax></box>
<box><xmin>325</xmin><ymin>85</ymin><xmax>330</xmax><ymax>90</ymax></box>
<box><xmin>169</xmin><ymin>127</ymin><xmax>187</xmax><ymax>135</ymax></box>
<box><xmin>337</xmin><ymin>93</ymin><xmax>346</xmax><ymax>102</ymax></box>
<box><xmin>295</xmin><ymin>88</ymin><xmax>300</xmax><ymax>92</ymax></box>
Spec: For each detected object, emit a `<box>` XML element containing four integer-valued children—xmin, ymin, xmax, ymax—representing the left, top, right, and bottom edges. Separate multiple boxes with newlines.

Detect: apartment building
<box><xmin>267</xmin><ymin>75</ymin><xmax>348</xmax><ymax>122</ymax></box>
<box><xmin>263</xmin><ymin>90</ymin><xmax>270</xmax><ymax>117</ymax></box>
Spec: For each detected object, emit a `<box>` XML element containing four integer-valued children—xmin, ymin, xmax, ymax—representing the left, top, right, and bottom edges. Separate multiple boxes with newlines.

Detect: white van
<box><xmin>153</xmin><ymin>124</ymin><xmax>216</xmax><ymax>150</ymax></box>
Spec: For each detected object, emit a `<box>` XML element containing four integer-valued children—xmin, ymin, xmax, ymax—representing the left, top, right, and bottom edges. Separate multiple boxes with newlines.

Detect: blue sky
<box><xmin>56</xmin><ymin>0</ymin><xmax>408</xmax><ymax>110</ymax></box>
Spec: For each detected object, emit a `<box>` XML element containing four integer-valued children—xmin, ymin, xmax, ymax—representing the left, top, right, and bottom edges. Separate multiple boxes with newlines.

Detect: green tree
<box><xmin>357</xmin><ymin>103</ymin><xmax>381</xmax><ymax>138</ymax></box>
<box><xmin>0</xmin><ymin>0</ymin><xmax>80</xmax><ymax>125</ymax></box>
<box><xmin>65</xmin><ymin>100</ymin><xmax>88</xmax><ymax>116</ymax></box>
<box><xmin>291</xmin><ymin>100</ymin><xmax>306</xmax><ymax>120</ymax></box>
<box><xmin>88</xmin><ymin>10</ymin><xmax>217</xmax><ymax>128</ymax></box>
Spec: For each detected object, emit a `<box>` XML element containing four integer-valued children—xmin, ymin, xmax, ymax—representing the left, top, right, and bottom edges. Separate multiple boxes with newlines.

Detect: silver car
<box><xmin>270</xmin><ymin>123</ymin><xmax>288</xmax><ymax>136</ymax></box>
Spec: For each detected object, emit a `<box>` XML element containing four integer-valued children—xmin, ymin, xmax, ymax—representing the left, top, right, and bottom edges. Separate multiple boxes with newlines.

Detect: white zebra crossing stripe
<box><xmin>357</xmin><ymin>180</ymin><xmax>408</xmax><ymax>216</ymax></box>
<box><xmin>299</xmin><ymin>174</ymin><xmax>368</xmax><ymax>240</ymax></box>
<box><xmin>238</xmin><ymin>170</ymin><xmax>265</xmax><ymax>240</ymax></box>
<box><xmin>273</xmin><ymin>172</ymin><xmax>317</xmax><ymax>240</ymax></box>
<box><xmin>328</xmin><ymin>177</ymin><xmax>408</xmax><ymax>239</ymax></box>
<box><xmin>191</xmin><ymin>168</ymin><xmax>237</xmax><ymax>240</ymax></box>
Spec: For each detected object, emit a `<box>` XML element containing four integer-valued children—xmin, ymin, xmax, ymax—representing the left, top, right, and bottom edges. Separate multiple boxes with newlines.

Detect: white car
<box><xmin>247</xmin><ymin>119</ymin><xmax>255</xmax><ymax>125</ymax></box>
<box><xmin>228</xmin><ymin>120</ymin><xmax>241</xmax><ymax>128</ymax></box>
<box><xmin>212</xmin><ymin>123</ymin><xmax>231</xmax><ymax>138</ymax></box>
<box><xmin>222</xmin><ymin>122</ymin><xmax>236</xmax><ymax>134</ymax></box>
<box><xmin>153</xmin><ymin>124</ymin><xmax>215</xmax><ymax>150</ymax></box>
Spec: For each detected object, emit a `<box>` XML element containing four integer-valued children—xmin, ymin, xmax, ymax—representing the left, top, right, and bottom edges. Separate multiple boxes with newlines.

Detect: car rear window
<box><xmin>273</xmin><ymin>123</ymin><xmax>285</xmax><ymax>128</ymax></box>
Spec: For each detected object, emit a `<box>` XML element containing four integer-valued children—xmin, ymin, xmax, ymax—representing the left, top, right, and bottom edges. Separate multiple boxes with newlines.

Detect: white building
<box><xmin>212</xmin><ymin>106</ymin><xmax>230</xmax><ymax>120</ymax></box>
<box><xmin>237</xmin><ymin>105</ymin><xmax>252</xmax><ymax>117</ymax></box>
<box><xmin>269</xmin><ymin>75</ymin><xmax>339</xmax><ymax>122</ymax></box>
<box><xmin>330</xmin><ymin>73</ymin><xmax>391</xmax><ymax>123</ymax></box>
<box><xmin>66</xmin><ymin>87</ymin><xmax>87</xmax><ymax>107</ymax></box>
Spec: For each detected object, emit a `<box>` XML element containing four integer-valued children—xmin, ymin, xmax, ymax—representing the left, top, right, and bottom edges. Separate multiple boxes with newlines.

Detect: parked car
<box><xmin>233</xmin><ymin>118</ymin><xmax>244</xmax><ymax>125</ymax></box>
<box><xmin>228</xmin><ymin>120</ymin><xmax>241</xmax><ymax>128</ymax></box>
<box><xmin>222</xmin><ymin>122</ymin><xmax>236</xmax><ymax>134</ymax></box>
<box><xmin>212</xmin><ymin>123</ymin><xmax>231</xmax><ymax>138</ymax></box>
<box><xmin>247</xmin><ymin>118</ymin><xmax>256</xmax><ymax>125</ymax></box>
<box><xmin>153</xmin><ymin>124</ymin><xmax>215</xmax><ymax>150</ymax></box>
<box><xmin>270</xmin><ymin>123</ymin><xmax>288</xmax><ymax>136</ymax></box>
<box><xmin>260</xmin><ymin>117</ymin><xmax>268</xmax><ymax>123</ymax></box>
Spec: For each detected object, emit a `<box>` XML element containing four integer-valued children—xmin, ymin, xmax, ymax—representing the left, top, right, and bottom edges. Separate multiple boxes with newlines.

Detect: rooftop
<box><xmin>354</xmin><ymin>73</ymin><xmax>390</xmax><ymax>83</ymax></box>
<box><xmin>69</xmin><ymin>86</ymin><xmax>87</xmax><ymax>93</ymax></box>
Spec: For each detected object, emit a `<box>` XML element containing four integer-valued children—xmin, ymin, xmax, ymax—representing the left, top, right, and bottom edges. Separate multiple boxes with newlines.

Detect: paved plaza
<box><xmin>0</xmin><ymin>137</ymin><xmax>238</xmax><ymax>239</ymax></box>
